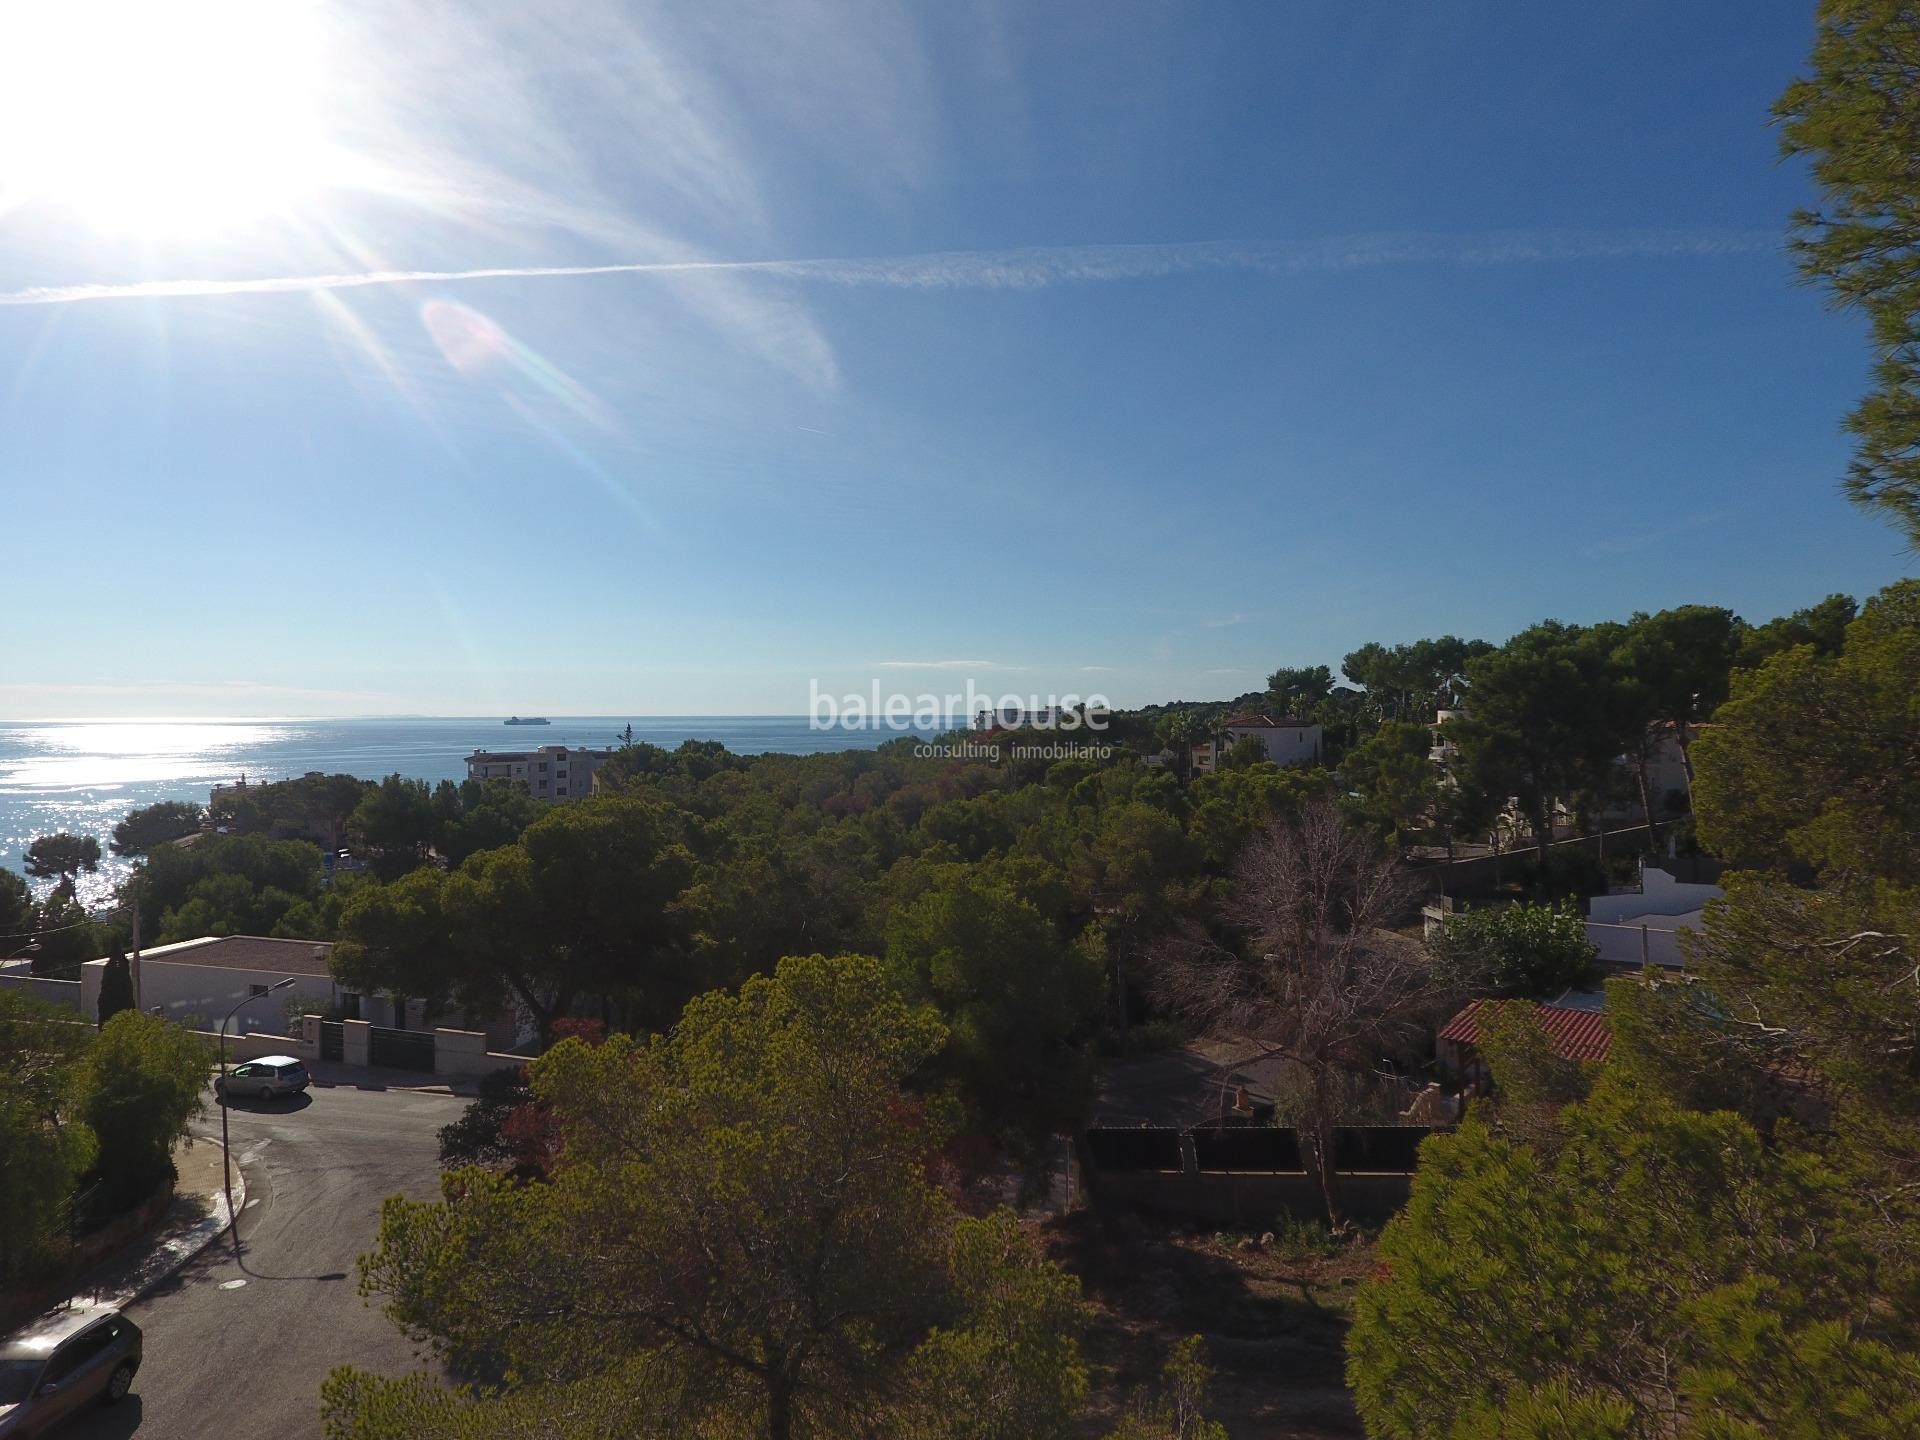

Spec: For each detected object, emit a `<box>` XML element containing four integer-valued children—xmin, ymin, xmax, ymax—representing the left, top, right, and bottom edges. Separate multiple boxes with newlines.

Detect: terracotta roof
<box><xmin>1438</xmin><ymin>999</ymin><xmax>1612</xmax><ymax>1062</ymax></box>
<box><xmin>102</xmin><ymin>935</ymin><xmax>334</xmax><ymax>977</ymax></box>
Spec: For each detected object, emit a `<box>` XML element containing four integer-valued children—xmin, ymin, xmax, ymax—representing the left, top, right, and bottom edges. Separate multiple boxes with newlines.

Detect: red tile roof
<box><xmin>1438</xmin><ymin>999</ymin><xmax>1612</xmax><ymax>1062</ymax></box>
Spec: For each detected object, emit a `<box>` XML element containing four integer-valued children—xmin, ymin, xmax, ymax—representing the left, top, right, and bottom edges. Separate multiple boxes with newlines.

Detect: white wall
<box><xmin>0</xmin><ymin>959</ymin><xmax>83</xmax><ymax>1012</ymax></box>
<box><xmin>133</xmin><ymin>961</ymin><xmax>337</xmax><ymax>1035</ymax></box>
<box><xmin>1586</xmin><ymin>866</ymin><xmax>1722</xmax><ymax>970</ymax></box>
<box><xmin>1229</xmin><ymin>724</ymin><xmax>1323</xmax><ymax>768</ymax></box>
<box><xmin>1587</xmin><ymin>866</ymin><xmax>1722</xmax><ymax>925</ymax></box>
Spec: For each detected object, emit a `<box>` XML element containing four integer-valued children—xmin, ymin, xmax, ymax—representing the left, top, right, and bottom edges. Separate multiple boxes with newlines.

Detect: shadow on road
<box><xmin>65</xmin><ymin>1393</ymin><xmax>145</xmax><ymax>1437</ymax></box>
<box><xmin>215</xmin><ymin>1091</ymin><xmax>314</xmax><ymax>1113</ymax></box>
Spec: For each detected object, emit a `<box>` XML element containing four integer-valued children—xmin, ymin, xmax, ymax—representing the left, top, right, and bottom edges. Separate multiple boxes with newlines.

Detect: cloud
<box><xmin>873</xmin><ymin>658</ymin><xmax>1001</xmax><ymax>670</ymax></box>
<box><xmin>0</xmin><ymin>228</ymin><xmax>1776</xmax><ymax>309</ymax></box>
<box><xmin>1579</xmin><ymin>510</ymin><xmax>1730</xmax><ymax>558</ymax></box>
<box><xmin>1201</xmin><ymin>667</ymin><xmax>1252</xmax><ymax>675</ymax></box>
<box><xmin>1199</xmin><ymin>612</ymin><xmax>1250</xmax><ymax>629</ymax></box>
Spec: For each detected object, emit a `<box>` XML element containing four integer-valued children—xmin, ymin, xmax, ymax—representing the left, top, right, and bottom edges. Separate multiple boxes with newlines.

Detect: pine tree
<box><xmin>97</xmin><ymin>951</ymin><xmax>135</xmax><ymax>1026</ymax></box>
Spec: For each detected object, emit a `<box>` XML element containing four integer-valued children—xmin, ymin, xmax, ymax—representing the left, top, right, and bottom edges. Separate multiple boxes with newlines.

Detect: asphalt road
<box><xmin>63</xmin><ymin>1079</ymin><xmax>468</xmax><ymax>1440</ymax></box>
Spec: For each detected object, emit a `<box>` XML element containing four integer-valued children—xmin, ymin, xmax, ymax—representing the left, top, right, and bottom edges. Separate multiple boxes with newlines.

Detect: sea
<box><xmin>0</xmin><ymin>716</ymin><xmax>951</xmax><ymax>906</ymax></box>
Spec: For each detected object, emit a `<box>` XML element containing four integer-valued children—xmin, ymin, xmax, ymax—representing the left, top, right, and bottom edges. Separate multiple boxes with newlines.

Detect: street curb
<box><xmin>78</xmin><ymin>1138</ymin><xmax>245</xmax><ymax>1313</ymax></box>
<box><xmin>34</xmin><ymin>1136</ymin><xmax>245</xmax><ymax>1328</ymax></box>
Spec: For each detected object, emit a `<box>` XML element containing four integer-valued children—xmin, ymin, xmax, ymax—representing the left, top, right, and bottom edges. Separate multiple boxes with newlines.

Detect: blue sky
<box><xmin>0</xmin><ymin>0</ymin><xmax>1909</xmax><ymax>719</ymax></box>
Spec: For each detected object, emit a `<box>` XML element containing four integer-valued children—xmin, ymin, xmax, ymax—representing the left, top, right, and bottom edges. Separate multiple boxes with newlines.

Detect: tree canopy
<box><xmin>334</xmin><ymin>954</ymin><xmax>1117</xmax><ymax>1440</ymax></box>
<box><xmin>1779</xmin><ymin>0</ymin><xmax>1920</xmax><ymax>544</ymax></box>
<box><xmin>109</xmin><ymin>800</ymin><xmax>205</xmax><ymax>857</ymax></box>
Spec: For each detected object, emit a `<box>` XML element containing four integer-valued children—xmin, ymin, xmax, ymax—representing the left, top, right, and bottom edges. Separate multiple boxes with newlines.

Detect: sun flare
<box><xmin>0</xmin><ymin>0</ymin><xmax>358</xmax><ymax>236</ymax></box>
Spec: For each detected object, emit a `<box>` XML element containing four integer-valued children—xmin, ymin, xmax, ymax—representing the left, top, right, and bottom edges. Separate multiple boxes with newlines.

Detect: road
<box><xmin>63</xmin><ymin>1079</ymin><xmax>468</xmax><ymax>1440</ymax></box>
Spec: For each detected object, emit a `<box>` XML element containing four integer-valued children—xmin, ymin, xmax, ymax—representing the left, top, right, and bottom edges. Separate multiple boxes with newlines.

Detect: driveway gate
<box><xmin>369</xmin><ymin>1025</ymin><xmax>434</xmax><ymax>1072</ymax></box>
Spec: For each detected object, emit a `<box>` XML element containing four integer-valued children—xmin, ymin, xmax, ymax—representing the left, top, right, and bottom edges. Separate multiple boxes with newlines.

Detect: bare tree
<box><xmin>1155</xmin><ymin>799</ymin><xmax>1458</xmax><ymax>1225</ymax></box>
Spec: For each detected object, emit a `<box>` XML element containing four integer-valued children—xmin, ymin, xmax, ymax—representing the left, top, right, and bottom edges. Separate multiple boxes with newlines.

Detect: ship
<box><xmin>503</xmin><ymin>716</ymin><xmax>551</xmax><ymax>726</ymax></box>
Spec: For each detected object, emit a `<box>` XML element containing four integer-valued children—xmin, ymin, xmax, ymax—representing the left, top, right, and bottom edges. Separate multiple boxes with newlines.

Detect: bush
<box><xmin>1432</xmin><ymin>901</ymin><xmax>1598</xmax><ymax>999</ymax></box>
<box><xmin>80</xmin><ymin>1013</ymin><xmax>210</xmax><ymax>1209</ymax></box>
<box><xmin>1271</xmin><ymin>1213</ymin><xmax>1341</xmax><ymax>1262</ymax></box>
<box><xmin>436</xmin><ymin>1065</ymin><xmax>535</xmax><ymax>1173</ymax></box>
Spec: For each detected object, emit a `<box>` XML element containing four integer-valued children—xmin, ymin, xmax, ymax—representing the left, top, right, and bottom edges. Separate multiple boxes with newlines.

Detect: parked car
<box><xmin>215</xmin><ymin>1055</ymin><xmax>311</xmax><ymax>1100</ymax></box>
<box><xmin>0</xmin><ymin>1307</ymin><xmax>141</xmax><ymax>1436</ymax></box>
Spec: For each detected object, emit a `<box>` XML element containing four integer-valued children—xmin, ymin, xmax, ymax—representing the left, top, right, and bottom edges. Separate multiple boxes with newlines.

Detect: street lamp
<box><xmin>217</xmin><ymin>977</ymin><xmax>297</xmax><ymax>1247</ymax></box>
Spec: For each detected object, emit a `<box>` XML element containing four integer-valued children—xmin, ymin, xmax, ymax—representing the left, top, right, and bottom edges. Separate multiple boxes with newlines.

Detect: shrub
<box><xmin>80</xmin><ymin>1013</ymin><xmax>210</xmax><ymax>1209</ymax></box>
<box><xmin>1432</xmin><ymin>901</ymin><xmax>1598</xmax><ymax>999</ymax></box>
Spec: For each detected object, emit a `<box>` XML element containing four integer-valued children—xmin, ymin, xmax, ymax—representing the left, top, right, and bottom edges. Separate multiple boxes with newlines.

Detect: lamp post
<box><xmin>218</xmin><ymin>977</ymin><xmax>297</xmax><ymax>1248</ymax></box>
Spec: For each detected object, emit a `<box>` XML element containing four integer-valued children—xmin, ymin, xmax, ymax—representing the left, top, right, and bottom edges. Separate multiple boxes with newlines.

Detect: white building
<box><xmin>1585</xmin><ymin>864</ymin><xmax>1724</xmax><ymax>971</ymax></box>
<box><xmin>466</xmin><ymin>745</ymin><xmax>613</xmax><ymax>801</ymax></box>
<box><xmin>1194</xmin><ymin>714</ymin><xmax>1323</xmax><ymax>772</ymax></box>
<box><xmin>973</xmin><ymin>706</ymin><xmax>1062</xmax><ymax>732</ymax></box>
<box><xmin>82</xmin><ymin>935</ymin><xmax>342</xmax><ymax>1035</ymax></box>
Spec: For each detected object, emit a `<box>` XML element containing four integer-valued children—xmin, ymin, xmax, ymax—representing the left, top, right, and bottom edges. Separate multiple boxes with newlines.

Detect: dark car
<box><xmin>0</xmin><ymin>1307</ymin><xmax>141</xmax><ymax>1436</ymax></box>
<box><xmin>215</xmin><ymin>1055</ymin><xmax>311</xmax><ymax>1101</ymax></box>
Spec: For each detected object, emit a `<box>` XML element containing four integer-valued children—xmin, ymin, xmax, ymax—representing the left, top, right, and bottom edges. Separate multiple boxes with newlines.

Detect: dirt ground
<box><xmin>1040</xmin><ymin>1210</ymin><xmax>1372</xmax><ymax>1439</ymax></box>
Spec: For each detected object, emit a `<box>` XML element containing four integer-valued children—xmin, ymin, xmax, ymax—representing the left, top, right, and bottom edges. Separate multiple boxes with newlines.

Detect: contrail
<box><xmin>0</xmin><ymin>230</ymin><xmax>1777</xmax><ymax>308</ymax></box>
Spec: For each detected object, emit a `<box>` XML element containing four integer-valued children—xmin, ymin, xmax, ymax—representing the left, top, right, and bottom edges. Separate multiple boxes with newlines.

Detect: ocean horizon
<box><xmin>0</xmin><ymin>715</ymin><xmax>957</xmax><ymax>904</ymax></box>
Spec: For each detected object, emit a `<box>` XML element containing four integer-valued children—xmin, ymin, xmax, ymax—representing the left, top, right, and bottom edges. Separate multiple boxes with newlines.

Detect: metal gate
<box><xmin>319</xmin><ymin>1020</ymin><xmax>344</xmax><ymax>1062</ymax></box>
<box><xmin>369</xmin><ymin>1025</ymin><xmax>435</xmax><ymax>1072</ymax></box>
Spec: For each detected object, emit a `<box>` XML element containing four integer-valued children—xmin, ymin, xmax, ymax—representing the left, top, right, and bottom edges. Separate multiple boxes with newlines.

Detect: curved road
<box><xmin>64</xmin><ymin>1080</ymin><xmax>466</xmax><ymax>1440</ymax></box>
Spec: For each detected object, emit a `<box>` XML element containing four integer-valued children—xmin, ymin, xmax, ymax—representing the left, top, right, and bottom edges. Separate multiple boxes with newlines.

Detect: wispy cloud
<box><xmin>0</xmin><ymin>228</ymin><xmax>1775</xmax><ymax>309</ymax></box>
<box><xmin>1199</xmin><ymin>611</ymin><xmax>1250</xmax><ymax>629</ymax></box>
<box><xmin>873</xmin><ymin>658</ymin><xmax>1002</xmax><ymax>670</ymax></box>
<box><xmin>1579</xmin><ymin>509</ymin><xmax>1731</xmax><ymax>558</ymax></box>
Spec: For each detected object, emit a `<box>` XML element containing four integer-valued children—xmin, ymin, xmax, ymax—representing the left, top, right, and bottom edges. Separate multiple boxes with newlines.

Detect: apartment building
<box><xmin>465</xmin><ymin>744</ymin><xmax>612</xmax><ymax>800</ymax></box>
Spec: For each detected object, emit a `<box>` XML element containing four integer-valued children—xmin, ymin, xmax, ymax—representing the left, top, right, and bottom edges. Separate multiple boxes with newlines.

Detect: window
<box><xmin>44</xmin><ymin>1326</ymin><xmax>115</xmax><ymax>1384</ymax></box>
<box><xmin>249</xmin><ymin>983</ymin><xmax>269</xmax><ymax>997</ymax></box>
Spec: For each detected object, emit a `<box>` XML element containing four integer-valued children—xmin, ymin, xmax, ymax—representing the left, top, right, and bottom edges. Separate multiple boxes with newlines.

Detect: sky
<box><xmin>0</xmin><ymin>0</ymin><xmax>1911</xmax><ymax>719</ymax></box>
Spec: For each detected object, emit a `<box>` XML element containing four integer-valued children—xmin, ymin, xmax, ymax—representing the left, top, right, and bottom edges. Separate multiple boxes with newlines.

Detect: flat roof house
<box><xmin>81</xmin><ymin>935</ymin><xmax>341</xmax><ymax>1036</ymax></box>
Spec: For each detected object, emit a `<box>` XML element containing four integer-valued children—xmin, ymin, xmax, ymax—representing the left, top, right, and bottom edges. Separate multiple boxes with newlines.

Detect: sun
<box><xmin>0</xmin><ymin>0</ymin><xmax>356</xmax><ymax>236</ymax></box>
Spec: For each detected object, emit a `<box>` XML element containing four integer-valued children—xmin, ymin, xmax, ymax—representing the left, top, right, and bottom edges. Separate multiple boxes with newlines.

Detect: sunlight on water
<box><xmin>2</xmin><ymin>721</ymin><xmax>291</xmax><ymax>789</ymax></box>
<box><xmin>0</xmin><ymin>720</ymin><xmax>299</xmax><ymax>910</ymax></box>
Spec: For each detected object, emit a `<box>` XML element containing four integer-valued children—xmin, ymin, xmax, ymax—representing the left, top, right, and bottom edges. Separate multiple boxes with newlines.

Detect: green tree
<box><xmin>887</xmin><ymin>867</ymin><xmax>1104</xmax><ymax>1135</ymax></box>
<box><xmin>0</xmin><ymin>866</ymin><xmax>31</xmax><ymax>942</ymax></box>
<box><xmin>348</xmin><ymin>775</ymin><xmax>438</xmax><ymax>880</ymax></box>
<box><xmin>1691</xmin><ymin>581</ymin><xmax>1920</xmax><ymax>881</ymax></box>
<box><xmin>1105</xmin><ymin>1337</ymin><xmax>1229</xmax><ymax>1440</ymax></box>
<box><xmin>1342</xmin><ymin>721</ymin><xmax>1440</xmax><ymax>845</ymax></box>
<box><xmin>79</xmin><ymin>1011</ymin><xmax>209</xmax><ymax>1209</ymax></box>
<box><xmin>96</xmin><ymin>950</ymin><xmax>135</xmax><ymax>1025</ymax></box>
<box><xmin>1348</xmin><ymin>1076</ymin><xmax>1917</xmax><ymax>1437</ymax></box>
<box><xmin>1735</xmin><ymin>593</ymin><xmax>1856</xmax><ymax>669</ymax></box>
<box><xmin>109</xmin><ymin>800</ymin><xmax>205</xmax><ymax>857</ymax></box>
<box><xmin>0</xmin><ymin>992</ymin><xmax>97</xmax><ymax>1284</ymax></box>
<box><xmin>1612</xmin><ymin>605</ymin><xmax>1741</xmax><ymax>812</ymax></box>
<box><xmin>1449</xmin><ymin>623</ymin><xmax>1629</xmax><ymax>864</ymax></box>
<box><xmin>340</xmin><ymin>954</ymin><xmax>1091</xmax><ymax>1440</ymax></box>
<box><xmin>1778</xmin><ymin>0</ymin><xmax>1920</xmax><ymax>544</ymax></box>
<box><xmin>1430</xmin><ymin>901</ymin><xmax>1597</xmax><ymax>999</ymax></box>
<box><xmin>23</xmin><ymin>832</ymin><xmax>101</xmax><ymax>894</ymax></box>
<box><xmin>429</xmin><ymin>778</ymin><xmax>546</xmax><ymax>866</ymax></box>
<box><xmin>136</xmin><ymin>832</ymin><xmax>330</xmax><ymax>941</ymax></box>
<box><xmin>28</xmin><ymin>891</ymin><xmax>103</xmax><ymax>977</ymax></box>
<box><xmin>1264</xmin><ymin>664</ymin><xmax>1334</xmax><ymax>716</ymax></box>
